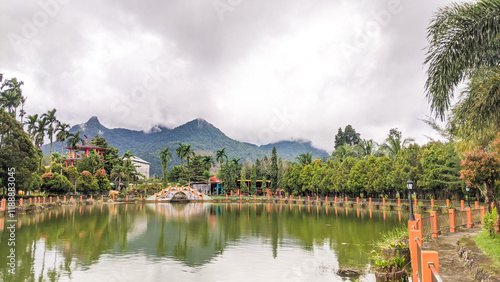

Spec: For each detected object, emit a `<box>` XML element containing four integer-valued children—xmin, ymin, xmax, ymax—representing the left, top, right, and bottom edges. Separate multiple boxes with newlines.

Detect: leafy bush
<box><xmin>375</xmin><ymin>250</ymin><xmax>406</xmax><ymax>272</ymax></box>
<box><xmin>483</xmin><ymin>207</ymin><xmax>498</xmax><ymax>237</ymax></box>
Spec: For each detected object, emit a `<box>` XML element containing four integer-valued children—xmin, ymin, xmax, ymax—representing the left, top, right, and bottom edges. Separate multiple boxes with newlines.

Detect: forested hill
<box><xmin>43</xmin><ymin>117</ymin><xmax>330</xmax><ymax>176</ymax></box>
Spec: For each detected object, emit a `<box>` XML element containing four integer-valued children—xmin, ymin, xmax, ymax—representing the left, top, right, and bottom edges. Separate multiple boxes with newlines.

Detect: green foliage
<box><xmin>76</xmin><ymin>150</ymin><xmax>104</xmax><ymax>174</ymax></box>
<box><xmin>0</xmin><ymin>107</ymin><xmax>40</xmax><ymax>191</ymax></box>
<box><xmin>250</xmin><ymin>165</ymin><xmax>257</xmax><ymax>195</ymax></box>
<box><xmin>76</xmin><ymin>171</ymin><xmax>98</xmax><ymax>195</ymax></box>
<box><xmin>335</xmin><ymin>125</ymin><xmax>361</xmax><ymax>149</ymax></box>
<box><xmin>473</xmin><ymin>229</ymin><xmax>500</xmax><ymax>266</ymax></box>
<box><xmin>41</xmin><ymin>172</ymin><xmax>72</xmax><ymax>195</ymax></box>
<box><xmin>94</xmin><ymin>168</ymin><xmax>111</xmax><ymax>193</ymax></box>
<box><xmin>483</xmin><ymin>207</ymin><xmax>498</xmax><ymax>237</ymax></box>
<box><xmin>270</xmin><ymin>147</ymin><xmax>278</xmax><ymax>191</ymax></box>
<box><xmin>374</xmin><ymin>251</ymin><xmax>406</xmax><ymax>272</ymax></box>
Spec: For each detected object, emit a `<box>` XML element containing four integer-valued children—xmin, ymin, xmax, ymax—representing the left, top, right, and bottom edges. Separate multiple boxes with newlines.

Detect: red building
<box><xmin>62</xmin><ymin>137</ymin><xmax>106</xmax><ymax>169</ymax></box>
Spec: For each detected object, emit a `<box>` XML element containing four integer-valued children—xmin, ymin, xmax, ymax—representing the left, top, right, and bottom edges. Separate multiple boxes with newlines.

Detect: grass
<box><xmin>473</xmin><ymin>231</ymin><xmax>500</xmax><ymax>268</ymax></box>
<box><xmin>375</xmin><ymin>225</ymin><xmax>408</xmax><ymax>249</ymax></box>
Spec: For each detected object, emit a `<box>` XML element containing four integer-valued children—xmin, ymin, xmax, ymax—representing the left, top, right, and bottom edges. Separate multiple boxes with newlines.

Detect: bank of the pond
<box><xmin>2</xmin><ymin>195</ymin><xmax>482</xmax><ymax>217</ymax></box>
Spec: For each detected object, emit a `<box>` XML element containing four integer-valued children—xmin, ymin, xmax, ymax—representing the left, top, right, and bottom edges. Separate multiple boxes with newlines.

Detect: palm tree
<box><xmin>121</xmin><ymin>150</ymin><xmax>135</xmax><ymax>160</ymax></box>
<box><xmin>356</xmin><ymin>139</ymin><xmax>378</xmax><ymax>157</ymax></box>
<box><xmin>331</xmin><ymin>145</ymin><xmax>358</xmax><ymax>162</ymax></box>
<box><xmin>424</xmin><ymin>0</ymin><xmax>500</xmax><ymax>120</ymax></box>
<box><xmin>295</xmin><ymin>152</ymin><xmax>313</xmax><ymax>166</ymax></box>
<box><xmin>42</xmin><ymin>109</ymin><xmax>58</xmax><ymax>154</ymax></box>
<box><xmin>111</xmin><ymin>165</ymin><xmax>127</xmax><ymax>191</ymax></box>
<box><xmin>231</xmin><ymin>157</ymin><xmax>241</xmax><ymax>166</ymax></box>
<box><xmin>55</xmin><ymin>123</ymin><xmax>71</xmax><ymax>155</ymax></box>
<box><xmin>202</xmin><ymin>155</ymin><xmax>214</xmax><ymax>171</ymax></box>
<box><xmin>380</xmin><ymin>128</ymin><xmax>414</xmax><ymax>158</ymax></box>
<box><xmin>66</xmin><ymin>131</ymin><xmax>84</xmax><ymax>156</ymax></box>
<box><xmin>24</xmin><ymin>114</ymin><xmax>39</xmax><ymax>143</ymax></box>
<box><xmin>19</xmin><ymin>95</ymin><xmax>27</xmax><ymax>124</ymax></box>
<box><xmin>0</xmin><ymin>77</ymin><xmax>23</xmax><ymax>119</ymax></box>
<box><xmin>216</xmin><ymin>148</ymin><xmax>228</xmax><ymax>167</ymax></box>
<box><xmin>34</xmin><ymin>117</ymin><xmax>48</xmax><ymax>149</ymax></box>
<box><xmin>159</xmin><ymin>148</ymin><xmax>172</xmax><ymax>182</ymax></box>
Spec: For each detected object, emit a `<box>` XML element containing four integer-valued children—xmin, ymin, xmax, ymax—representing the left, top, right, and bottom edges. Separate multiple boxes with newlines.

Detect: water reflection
<box><xmin>0</xmin><ymin>203</ymin><xmax>405</xmax><ymax>281</ymax></box>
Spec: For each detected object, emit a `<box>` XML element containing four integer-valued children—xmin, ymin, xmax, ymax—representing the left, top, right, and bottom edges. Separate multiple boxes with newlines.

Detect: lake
<box><xmin>0</xmin><ymin>203</ymin><xmax>406</xmax><ymax>281</ymax></box>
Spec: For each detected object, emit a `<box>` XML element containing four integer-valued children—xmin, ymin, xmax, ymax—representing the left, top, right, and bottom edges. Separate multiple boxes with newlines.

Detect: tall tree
<box><xmin>334</xmin><ymin>127</ymin><xmax>345</xmax><ymax>149</ymax></box>
<box><xmin>0</xmin><ymin>108</ymin><xmax>39</xmax><ymax>194</ymax></box>
<box><xmin>34</xmin><ymin>117</ymin><xmax>48</xmax><ymax>149</ymax></box>
<box><xmin>66</xmin><ymin>131</ymin><xmax>84</xmax><ymax>154</ymax></box>
<box><xmin>24</xmin><ymin>114</ymin><xmax>39</xmax><ymax>143</ymax></box>
<box><xmin>202</xmin><ymin>155</ymin><xmax>214</xmax><ymax>171</ymax></box>
<box><xmin>250</xmin><ymin>164</ymin><xmax>257</xmax><ymax>195</ymax></box>
<box><xmin>380</xmin><ymin>128</ymin><xmax>415</xmax><ymax>158</ymax></box>
<box><xmin>424</xmin><ymin>0</ymin><xmax>500</xmax><ymax>119</ymax></box>
<box><xmin>295</xmin><ymin>152</ymin><xmax>312</xmax><ymax>166</ymax></box>
<box><xmin>270</xmin><ymin>147</ymin><xmax>278</xmax><ymax>192</ymax></box>
<box><xmin>0</xmin><ymin>77</ymin><xmax>23</xmax><ymax>120</ymax></box>
<box><xmin>159</xmin><ymin>148</ymin><xmax>172</xmax><ymax>183</ymax></box>
<box><xmin>42</xmin><ymin>108</ymin><xmax>58</xmax><ymax>154</ymax></box>
<box><xmin>216</xmin><ymin>148</ymin><xmax>227</xmax><ymax>168</ymax></box>
<box><xmin>55</xmin><ymin>123</ymin><xmax>71</xmax><ymax>155</ymax></box>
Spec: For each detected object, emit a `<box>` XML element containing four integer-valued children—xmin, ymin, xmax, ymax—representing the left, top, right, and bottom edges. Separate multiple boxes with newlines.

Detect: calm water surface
<box><xmin>0</xmin><ymin>203</ymin><xmax>406</xmax><ymax>281</ymax></box>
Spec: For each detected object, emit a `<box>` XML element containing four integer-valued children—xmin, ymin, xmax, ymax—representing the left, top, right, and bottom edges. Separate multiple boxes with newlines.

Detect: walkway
<box><xmin>422</xmin><ymin>227</ymin><xmax>481</xmax><ymax>281</ymax></box>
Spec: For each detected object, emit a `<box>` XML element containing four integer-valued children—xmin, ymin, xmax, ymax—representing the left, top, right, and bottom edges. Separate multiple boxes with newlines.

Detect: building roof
<box><xmin>130</xmin><ymin>156</ymin><xmax>151</xmax><ymax>165</ymax></box>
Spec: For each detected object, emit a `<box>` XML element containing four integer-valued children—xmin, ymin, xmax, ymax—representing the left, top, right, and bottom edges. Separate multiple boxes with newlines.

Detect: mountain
<box><xmin>44</xmin><ymin>117</ymin><xmax>330</xmax><ymax>176</ymax></box>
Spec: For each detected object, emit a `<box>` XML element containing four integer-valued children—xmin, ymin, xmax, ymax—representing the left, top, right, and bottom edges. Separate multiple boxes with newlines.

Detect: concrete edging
<box><xmin>456</xmin><ymin>239</ymin><xmax>500</xmax><ymax>282</ymax></box>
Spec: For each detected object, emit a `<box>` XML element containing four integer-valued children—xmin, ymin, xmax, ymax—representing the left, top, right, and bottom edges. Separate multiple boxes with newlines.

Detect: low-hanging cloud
<box><xmin>0</xmin><ymin>0</ymin><xmax>455</xmax><ymax>152</ymax></box>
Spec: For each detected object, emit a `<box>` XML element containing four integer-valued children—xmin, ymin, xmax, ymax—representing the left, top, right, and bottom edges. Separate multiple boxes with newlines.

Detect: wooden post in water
<box><xmin>475</xmin><ymin>201</ymin><xmax>479</xmax><ymax>209</ymax></box>
<box><xmin>398</xmin><ymin>198</ymin><xmax>401</xmax><ymax>206</ymax></box>
<box><xmin>446</xmin><ymin>199</ymin><xmax>450</xmax><ymax>207</ymax></box>
<box><xmin>369</xmin><ymin>197</ymin><xmax>371</xmax><ymax>205</ymax></box>
<box><xmin>299</xmin><ymin>195</ymin><xmax>301</xmax><ymax>201</ymax></box>
<box><xmin>49</xmin><ymin>197</ymin><xmax>52</xmax><ymax>203</ymax></box>
<box><xmin>383</xmin><ymin>198</ymin><xmax>386</xmax><ymax>206</ymax></box>
<box><xmin>345</xmin><ymin>197</ymin><xmax>348</xmax><ymax>204</ymax></box>
<box><xmin>80</xmin><ymin>195</ymin><xmax>82</xmax><ymax>202</ymax></box>
<box><xmin>356</xmin><ymin>197</ymin><xmax>359</xmax><ymax>205</ymax></box>
<box><xmin>307</xmin><ymin>196</ymin><xmax>310</xmax><ymax>202</ymax></box>
<box><xmin>19</xmin><ymin>198</ymin><xmax>23</xmax><ymax>206</ymax></box>
<box><xmin>335</xmin><ymin>196</ymin><xmax>337</xmax><ymax>203</ymax></box>
<box><xmin>325</xmin><ymin>196</ymin><xmax>328</xmax><ymax>203</ymax></box>
<box><xmin>43</xmin><ymin>197</ymin><xmax>46</xmax><ymax>204</ymax></box>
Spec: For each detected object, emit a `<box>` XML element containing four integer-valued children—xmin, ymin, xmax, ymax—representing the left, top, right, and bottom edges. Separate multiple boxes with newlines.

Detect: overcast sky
<box><xmin>1</xmin><ymin>0</ymin><xmax>456</xmax><ymax>152</ymax></box>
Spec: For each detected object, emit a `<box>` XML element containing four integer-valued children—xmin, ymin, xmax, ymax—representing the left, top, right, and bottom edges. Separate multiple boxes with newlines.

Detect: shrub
<box><xmin>483</xmin><ymin>207</ymin><xmax>498</xmax><ymax>237</ymax></box>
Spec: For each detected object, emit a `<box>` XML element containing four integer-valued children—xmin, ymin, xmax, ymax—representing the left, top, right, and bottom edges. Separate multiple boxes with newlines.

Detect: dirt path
<box><xmin>422</xmin><ymin>227</ymin><xmax>482</xmax><ymax>281</ymax></box>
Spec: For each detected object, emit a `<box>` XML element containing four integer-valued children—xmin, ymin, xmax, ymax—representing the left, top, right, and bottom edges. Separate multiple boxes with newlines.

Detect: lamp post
<box><xmin>407</xmin><ymin>178</ymin><xmax>415</xmax><ymax>221</ymax></box>
<box><xmin>466</xmin><ymin>185</ymin><xmax>470</xmax><ymax>208</ymax></box>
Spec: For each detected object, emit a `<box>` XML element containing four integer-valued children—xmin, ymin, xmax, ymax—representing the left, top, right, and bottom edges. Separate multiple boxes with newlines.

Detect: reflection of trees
<box><xmin>0</xmin><ymin>204</ymin><xmax>138</xmax><ymax>281</ymax></box>
<box><xmin>0</xmin><ymin>203</ymin><xmax>404</xmax><ymax>280</ymax></box>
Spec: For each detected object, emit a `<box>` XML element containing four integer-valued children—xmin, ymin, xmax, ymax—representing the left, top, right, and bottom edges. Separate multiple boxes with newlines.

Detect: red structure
<box><xmin>62</xmin><ymin>137</ymin><xmax>106</xmax><ymax>168</ymax></box>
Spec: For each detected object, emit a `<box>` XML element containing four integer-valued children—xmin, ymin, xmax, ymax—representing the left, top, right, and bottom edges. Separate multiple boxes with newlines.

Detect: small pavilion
<box><xmin>62</xmin><ymin>137</ymin><xmax>106</xmax><ymax>168</ymax></box>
